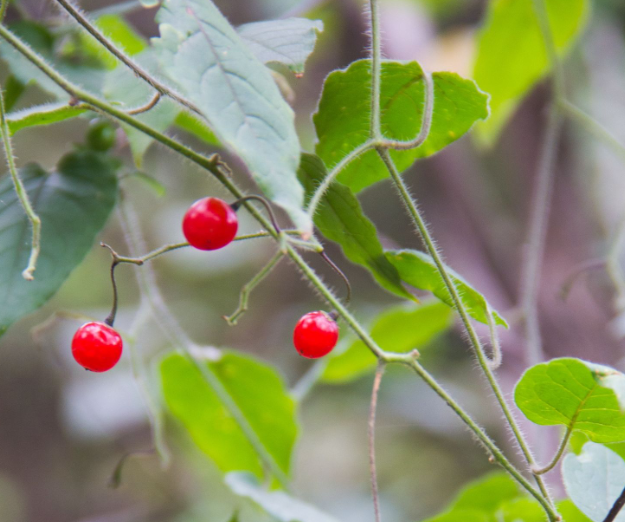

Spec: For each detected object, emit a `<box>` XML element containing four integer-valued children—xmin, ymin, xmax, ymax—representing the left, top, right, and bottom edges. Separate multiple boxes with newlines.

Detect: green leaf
<box><xmin>298</xmin><ymin>153</ymin><xmax>413</xmax><ymax>300</ymax></box>
<box><xmin>314</xmin><ymin>60</ymin><xmax>489</xmax><ymax>193</ymax></box>
<box><xmin>497</xmin><ymin>499</ymin><xmax>545</xmax><ymax>522</ymax></box>
<box><xmin>322</xmin><ymin>300</ymin><xmax>452</xmax><ymax>383</ymax></box>
<box><xmin>563</xmin><ymin>442</ymin><xmax>625</xmax><ymax>522</ymax></box>
<box><xmin>423</xmin><ymin>510</ymin><xmax>491</xmax><ymax>522</ymax></box>
<box><xmin>3</xmin><ymin>75</ymin><xmax>25</xmax><ymax>112</ymax></box>
<box><xmin>557</xmin><ymin>500</ymin><xmax>594</xmax><ymax>522</ymax></box>
<box><xmin>153</xmin><ymin>0</ymin><xmax>310</xmax><ymax>234</ymax></box>
<box><xmin>473</xmin><ymin>0</ymin><xmax>589</xmax><ymax>146</ymax></box>
<box><xmin>237</xmin><ymin>18</ymin><xmax>324</xmax><ymax>75</ymax></box>
<box><xmin>6</xmin><ymin>102</ymin><xmax>86</xmax><ymax>135</ymax></box>
<box><xmin>174</xmin><ymin>111</ymin><xmax>219</xmax><ymax>145</ymax></box>
<box><xmin>385</xmin><ymin>249</ymin><xmax>507</xmax><ymax>326</ymax></box>
<box><xmin>514</xmin><ymin>358</ymin><xmax>625</xmax><ymax>443</ymax></box>
<box><xmin>160</xmin><ymin>351</ymin><xmax>298</xmax><ymax>479</ymax></box>
<box><xmin>0</xmin><ymin>150</ymin><xmax>118</xmax><ymax>336</ymax></box>
<box><xmin>225</xmin><ymin>472</ymin><xmax>339</xmax><ymax>522</ymax></box>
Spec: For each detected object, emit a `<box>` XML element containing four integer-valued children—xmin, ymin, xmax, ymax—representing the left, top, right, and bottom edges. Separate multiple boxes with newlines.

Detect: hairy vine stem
<box><xmin>0</xmin><ymin>86</ymin><xmax>41</xmax><ymax>280</ymax></box>
<box><xmin>0</xmin><ymin>18</ymin><xmax>554</xmax><ymax>513</ymax></box>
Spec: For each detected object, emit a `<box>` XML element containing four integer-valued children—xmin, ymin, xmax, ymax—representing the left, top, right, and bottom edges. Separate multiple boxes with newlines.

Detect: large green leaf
<box><xmin>557</xmin><ymin>500</ymin><xmax>594</xmax><ymax>522</ymax></box>
<box><xmin>563</xmin><ymin>442</ymin><xmax>625</xmax><ymax>522</ymax></box>
<box><xmin>514</xmin><ymin>358</ymin><xmax>625</xmax><ymax>443</ymax></box>
<box><xmin>385</xmin><ymin>249</ymin><xmax>506</xmax><ymax>326</ymax></box>
<box><xmin>314</xmin><ymin>60</ymin><xmax>489</xmax><ymax>193</ymax></box>
<box><xmin>160</xmin><ymin>351</ymin><xmax>298</xmax><ymax>480</ymax></box>
<box><xmin>322</xmin><ymin>301</ymin><xmax>452</xmax><ymax>383</ymax></box>
<box><xmin>298</xmin><ymin>153</ymin><xmax>413</xmax><ymax>300</ymax></box>
<box><xmin>6</xmin><ymin>102</ymin><xmax>86</xmax><ymax>135</ymax></box>
<box><xmin>473</xmin><ymin>0</ymin><xmax>589</xmax><ymax>145</ymax></box>
<box><xmin>153</xmin><ymin>0</ymin><xmax>310</xmax><ymax>234</ymax></box>
<box><xmin>0</xmin><ymin>150</ymin><xmax>118</xmax><ymax>336</ymax></box>
<box><xmin>225</xmin><ymin>472</ymin><xmax>339</xmax><ymax>522</ymax></box>
<box><xmin>237</xmin><ymin>18</ymin><xmax>324</xmax><ymax>75</ymax></box>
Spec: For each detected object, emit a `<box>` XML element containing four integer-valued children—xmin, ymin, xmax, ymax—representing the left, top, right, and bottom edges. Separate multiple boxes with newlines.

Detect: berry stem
<box><xmin>369</xmin><ymin>363</ymin><xmax>385</xmax><ymax>522</ymax></box>
<box><xmin>319</xmin><ymin>251</ymin><xmax>352</xmax><ymax>306</ymax></box>
<box><xmin>231</xmin><ymin>195</ymin><xmax>282</xmax><ymax>235</ymax></box>
<box><xmin>101</xmin><ymin>243</ymin><xmax>121</xmax><ymax>327</ymax></box>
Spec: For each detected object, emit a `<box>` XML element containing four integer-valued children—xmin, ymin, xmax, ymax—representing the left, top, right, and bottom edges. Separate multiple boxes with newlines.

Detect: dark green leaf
<box><xmin>473</xmin><ymin>0</ymin><xmax>589</xmax><ymax>145</ymax></box>
<box><xmin>237</xmin><ymin>18</ymin><xmax>324</xmax><ymax>75</ymax></box>
<box><xmin>314</xmin><ymin>60</ymin><xmax>488</xmax><ymax>193</ymax></box>
<box><xmin>563</xmin><ymin>442</ymin><xmax>625</xmax><ymax>522</ymax></box>
<box><xmin>385</xmin><ymin>249</ymin><xmax>506</xmax><ymax>326</ymax></box>
<box><xmin>161</xmin><ymin>351</ymin><xmax>298</xmax><ymax>479</ymax></box>
<box><xmin>153</xmin><ymin>0</ymin><xmax>310</xmax><ymax>233</ymax></box>
<box><xmin>3</xmin><ymin>75</ymin><xmax>25</xmax><ymax>112</ymax></box>
<box><xmin>6</xmin><ymin>102</ymin><xmax>86</xmax><ymax>135</ymax></box>
<box><xmin>0</xmin><ymin>150</ymin><xmax>118</xmax><ymax>336</ymax></box>
<box><xmin>298</xmin><ymin>153</ymin><xmax>413</xmax><ymax>300</ymax></box>
<box><xmin>515</xmin><ymin>358</ymin><xmax>625</xmax><ymax>443</ymax></box>
<box><xmin>225</xmin><ymin>472</ymin><xmax>339</xmax><ymax>522</ymax></box>
<box><xmin>322</xmin><ymin>301</ymin><xmax>452</xmax><ymax>383</ymax></box>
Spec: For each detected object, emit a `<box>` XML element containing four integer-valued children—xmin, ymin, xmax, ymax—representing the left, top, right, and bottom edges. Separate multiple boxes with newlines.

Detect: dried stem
<box><xmin>369</xmin><ymin>363</ymin><xmax>385</xmax><ymax>522</ymax></box>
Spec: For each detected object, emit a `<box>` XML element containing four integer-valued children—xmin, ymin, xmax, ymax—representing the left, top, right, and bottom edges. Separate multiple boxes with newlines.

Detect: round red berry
<box><xmin>182</xmin><ymin>197</ymin><xmax>238</xmax><ymax>251</ymax></box>
<box><xmin>293</xmin><ymin>311</ymin><xmax>339</xmax><ymax>359</ymax></box>
<box><xmin>72</xmin><ymin>322</ymin><xmax>123</xmax><ymax>372</ymax></box>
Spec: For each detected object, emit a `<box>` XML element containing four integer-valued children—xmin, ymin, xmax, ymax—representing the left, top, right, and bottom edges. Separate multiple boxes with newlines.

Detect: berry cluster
<box><xmin>71</xmin><ymin>197</ymin><xmax>339</xmax><ymax>372</ymax></box>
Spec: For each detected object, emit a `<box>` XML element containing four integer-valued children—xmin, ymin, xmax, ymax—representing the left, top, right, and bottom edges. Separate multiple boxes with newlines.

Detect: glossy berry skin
<box><xmin>182</xmin><ymin>197</ymin><xmax>238</xmax><ymax>251</ymax></box>
<box><xmin>293</xmin><ymin>311</ymin><xmax>339</xmax><ymax>359</ymax></box>
<box><xmin>72</xmin><ymin>322</ymin><xmax>123</xmax><ymax>372</ymax></box>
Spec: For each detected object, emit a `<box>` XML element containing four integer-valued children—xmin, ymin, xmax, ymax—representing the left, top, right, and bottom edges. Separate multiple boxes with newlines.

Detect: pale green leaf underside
<box><xmin>225</xmin><ymin>472</ymin><xmax>340</xmax><ymax>522</ymax></box>
<box><xmin>323</xmin><ymin>300</ymin><xmax>452</xmax><ymax>383</ymax></box>
<box><xmin>0</xmin><ymin>151</ymin><xmax>118</xmax><ymax>336</ymax></box>
<box><xmin>153</xmin><ymin>0</ymin><xmax>310</xmax><ymax>233</ymax></box>
<box><xmin>237</xmin><ymin>18</ymin><xmax>323</xmax><ymax>75</ymax></box>
<box><xmin>160</xmin><ymin>351</ymin><xmax>297</xmax><ymax>479</ymax></box>
<box><xmin>563</xmin><ymin>442</ymin><xmax>625</xmax><ymax>522</ymax></box>
<box><xmin>298</xmin><ymin>153</ymin><xmax>413</xmax><ymax>300</ymax></box>
<box><xmin>314</xmin><ymin>60</ymin><xmax>489</xmax><ymax>193</ymax></box>
<box><xmin>473</xmin><ymin>0</ymin><xmax>589</xmax><ymax>146</ymax></box>
<box><xmin>514</xmin><ymin>358</ymin><xmax>625</xmax><ymax>443</ymax></box>
<box><xmin>385</xmin><ymin>249</ymin><xmax>507</xmax><ymax>327</ymax></box>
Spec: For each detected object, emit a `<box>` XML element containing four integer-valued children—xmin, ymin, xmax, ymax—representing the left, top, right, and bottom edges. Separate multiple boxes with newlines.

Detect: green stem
<box><xmin>225</xmin><ymin>251</ymin><xmax>283</xmax><ymax>326</ymax></box>
<box><xmin>403</xmin><ymin>358</ymin><xmax>558</xmax><ymax>522</ymax></box>
<box><xmin>531</xmin><ymin>0</ymin><xmax>565</xmax><ymax>99</ymax></box>
<box><xmin>532</xmin><ymin>425</ymin><xmax>573</xmax><ymax>476</ymax></box>
<box><xmin>377</xmin><ymin>147</ymin><xmax>554</xmax><ymax>509</ymax></box>
<box><xmin>306</xmin><ymin>140</ymin><xmax>374</xmax><ymax>219</ymax></box>
<box><xmin>0</xmin><ymin>0</ymin><xmax>8</xmax><ymax>23</ymax></box>
<box><xmin>368</xmin><ymin>0</ymin><xmax>382</xmax><ymax>140</ymax></box>
<box><xmin>0</xmin><ymin>23</ymin><xmax>548</xmax><ymax>506</ymax></box>
<box><xmin>0</xmin><ymin>85</ymin><xmax>42</xmax><ymax>280</ymax></box>
<box><xmin>369</xmin><ymin>363</ymin><xmax>385</xmax><ymax>522</ymax></box>
<box><xmin>53</xmin><ymin>0</ymin><xmax>200</xmax><ymax>115</ymax></box>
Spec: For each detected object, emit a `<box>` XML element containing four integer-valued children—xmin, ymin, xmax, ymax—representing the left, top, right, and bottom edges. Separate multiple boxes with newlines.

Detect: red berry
<box><xmin>182</xmin><ymin>197</ymin><xmax>238</xmax><ymax>251</ymax></box>
<box><xmin>293</xmin><ymin>311</ymin><xmax>339</xmax><ymax>359</ymax></box>
<box><xmin>72</xmin><ymin>322</ymin><xmax>123</xmax><ymax>372</ymax></box>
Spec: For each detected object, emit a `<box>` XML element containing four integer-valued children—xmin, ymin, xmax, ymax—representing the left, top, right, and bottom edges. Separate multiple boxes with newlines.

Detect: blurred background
<box><xmin>1</xmin><ymin>0</ymin><xmax>625</xmax><ymax>521</ymax></box>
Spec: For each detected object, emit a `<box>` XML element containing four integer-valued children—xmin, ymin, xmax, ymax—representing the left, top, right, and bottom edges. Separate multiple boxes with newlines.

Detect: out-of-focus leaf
<box><xmin>385</xmin><ymin>249</ymin><xmax>506</xmax><ymax>326</ymax></box>
<box><xmin>314</xmin><ymin>60</ymin><xmax>488</xmax><ymax>193</ymax></box>
<box><xmin>323</xmin><ymin>301</ymin><xmax>452</xmax><ymax>382</ymax></box>
<box><xmin>3</xmin><ymin>75</ymin><xmax>25</xmax><ymax>112</ymax></box>
<box><xmin>174</xmin><ymin>111</ymin><xmax>219</xmax><ymax>145</ymax></box>
<box><xmin>0</xmin><ymin>151</ymin><xmax>118</xmax><ymax>336</ymax></box>
<box><xmin>473</xmin><ymin>0</ymin><xmax>589</xmax><ymax>146</ymax></box>
<box><xmin>298</xmin><ymin>153</ymin><xmax>413</xmax><ymax>300</ymax></box>
<box><xmin>237</xmin><ymin>18</ymin><xmax>323</xmax><ymax>75</ymax></box>
<box><xmin>6</xmin><ymin>102</ymin><xmax>86</xmax><ymax>135</ymax></box>
<box><xmin>160</xmin><ymin>351</ymin><xmax>297</xmax><ymax>480</ymax></box>
<box><xmin>515</xmin><ymin>358</ymin><xmax>625</xmax><ymax>443</ymax></box>
<box><xmin>557</xmin><ymin>500</ymin><xmax>594</xmax><ymax>522</ymax></box>
<box><xmin>225</xmin><ymin>472</ymin><xmax>340</xmax><ymax>522</ymax></box>
<box><xmin>563</xmin><ymin>442</ymin><xmax>625</xmax><ymax>522</ymax></box>
<box><xmin>153</xmin><ymin>0</ymin><xmax>310</xmax><ymax>234</ymax></box>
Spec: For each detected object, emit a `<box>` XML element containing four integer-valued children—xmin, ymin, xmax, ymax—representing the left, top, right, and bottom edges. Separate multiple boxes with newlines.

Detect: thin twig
<box><xmin>604</xmin><ymin>486</ymin><xmax>625</xmax><ymax>522</ymax></box>
<box><xmin>127</xmin><ymin>92</ymin><xmax>161</xmax><ymax>115</ymax></box>
<box><xmin>319</xmin><ymin>251</ymin><xmax>352</xmax><ymax>306</ymax></box>
<box><xmin>559</xmin><ymin>258</ymin><xmax>606</xmax><ymax>301</ymax></box>
<box><xmin>224</xmin><ymin>251</ymin><xmax>283</xmax><ymax>325</ymax></box>
<box><xmin>0</xmin><ymin>86</ymin><xmax>42</xmax><ymax>280</ymax></box>
<box><xmin>100</xmin><ymin>243</ymin><xmax>121</xmax><ymax>327</ymax></box>
<box><xmin>369</xmin><ymin>363</ymin><xmax>385</xmax><ymax>522</ymax></box>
